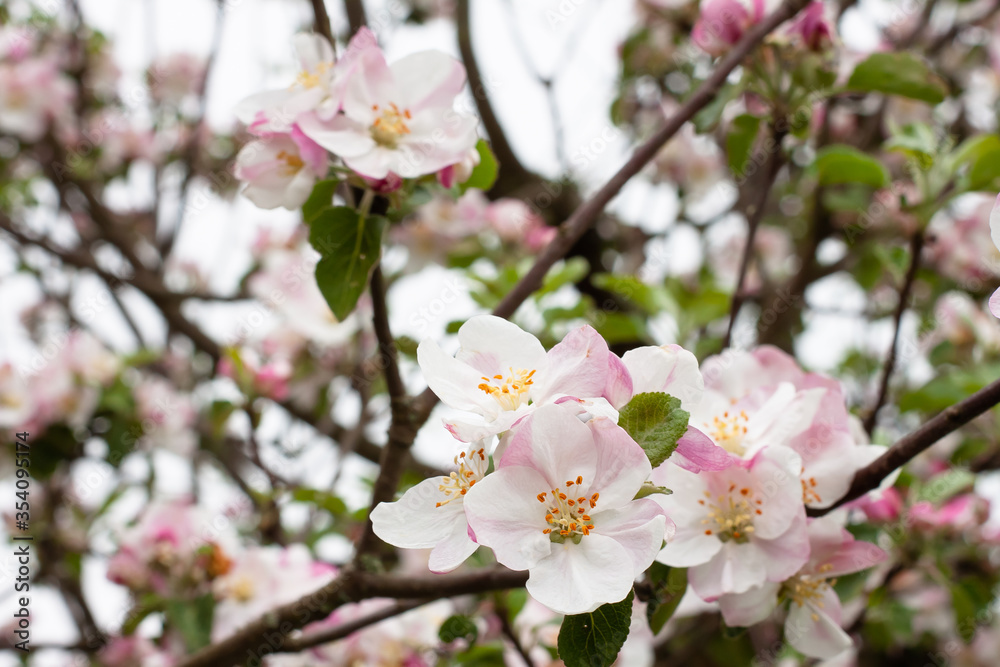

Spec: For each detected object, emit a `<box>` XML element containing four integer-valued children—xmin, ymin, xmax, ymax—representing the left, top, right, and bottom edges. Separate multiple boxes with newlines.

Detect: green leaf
<box><xmin>634</xmin><ymin>481</ymin><xmax>672</xmax><ymax>499</ymax></box>
<box><xmin>618</xmin><ymin>392</ymin><xmax>690</xmax><ymax>468</ymax></box>
<box><xmin>951</xmin><ymin>134</ymin><xmax>1000</xmax><ymax>192</ymax></box>
<box><xmin>460</xmin><ymin>139</ymin><xmax>499</xmax><ymax>192</ymax></box>
<box><xmin>309</xmin><ymin>206</ymin><xmax>386</xmax><ymax>320</ymax></box>
<box><xmin>291</xmin><ymin>488</ymin><xmax>348</xmax><ymax>516</ymax></box>
<box><xmin>646</xmin><ymin>564</ymin><xmax>687</xmax><ymax>634</ymax></box>
<box><xmin>558</xmin><ymin>591</ymin><xmax>634</xmax><ymax>667</ymax></box>
<box><xmin>813</xmin><ymin>145</ymin><xmax>889</xmax><ymax>188</ymax></box>
<box><xmin>592</xmin><ymin>273</ymin><xmax>678</xmax><ymax>315</ymax></box>
<box><xmin>439</xmin><ymin>614</ymin><xmax>479</xmax><ymax>644</ymax></box>
<box><xmin>302</xmin><ymin>178</ymin><xmax>339</xmax><ymax>223</ymax></box>
<box><xmin>846</xmin><ymin>52</ymin><xmax>948</xmax><ymax>104</ymax></box>
<box><xmin>916</xmin><ymin>469</ymin><xmax>975</xmax><ymax>504</ymax></box>
<box><xmin>693</xmin><ymin>84</ymin><xmax>739</xmax><ymax>133</ymax></box>
<box><xmin>726</xmin><ymin>114</ymin><xmax>761</xmax><ymax>177</ymax></box>
<box><xmin>165</xmin><ymin>593</ymin><xmax>214</xmax><ymax>653</ymax></box>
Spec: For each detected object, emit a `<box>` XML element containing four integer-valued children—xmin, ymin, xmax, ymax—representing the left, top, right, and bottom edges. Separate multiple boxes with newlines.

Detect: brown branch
<box><xmin>344</xmin><ymin>0</ymin><xmax>368</xmax><ymax>36</ymax></box>
<box><xmin>175</xmin><ymin>567</ymin><xmax>528</xmax><ymax>667</ymax></box>
<box><xmin>810</xmin><ymin>376</ymin><xmax>1000</xmax><ymax>516</ymax></box>
<box><xmin>490</xmin><ymin>0</ymin><xmax>812</xmax><ymax>320</ymax></box>
<box><xmin>281</xmin><ymin>599</ymin><xmax>429</xmax><ymax>652</ymax></box>
<box><xmin>862</xmin><ymin>230</ymin><xmax>924</xmax><ymax>435</ymax></box>
<box><xmin>353</xmin><ymin>264</ymin><xmax>414</xmax><ymax>560</ymax></box>
<box><xmin>311</xmin><ymin>0</ymin><xmax>336</xmax><ymax>47</ymax></box>
<box><xmin>722</xmin><ymin>127</ymin><xmax>786</xmax><ymax>349</ymax></box>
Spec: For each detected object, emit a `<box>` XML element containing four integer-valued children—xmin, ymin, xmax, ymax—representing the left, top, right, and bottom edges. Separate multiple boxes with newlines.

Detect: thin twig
<box><xmin>862</xmin><ymin>230</ymin><xmax>924</xmax><ymax>435</ymax></box>
<box><xmin>282</xmin><ymin>599</ymin><xmax>429</xmax><ymax>652</ymax></box>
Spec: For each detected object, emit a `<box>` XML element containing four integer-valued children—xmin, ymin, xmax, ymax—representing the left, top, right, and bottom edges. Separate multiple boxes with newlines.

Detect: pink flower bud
<box><xmin>692</xmin><ymin>0</ymin><xmax>766</xmax><ymax>56</ymax></box>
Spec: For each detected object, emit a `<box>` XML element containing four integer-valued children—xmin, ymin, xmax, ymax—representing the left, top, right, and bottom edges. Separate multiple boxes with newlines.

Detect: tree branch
<box><xmin>862</xmin><ymin>230</ymin><xmax>924</xmax><ymax>435</ymax></box>
<box><xmin>281</xmin><ymin>599</ymin><xmax>429</xmax><ymax>652</ymax></box>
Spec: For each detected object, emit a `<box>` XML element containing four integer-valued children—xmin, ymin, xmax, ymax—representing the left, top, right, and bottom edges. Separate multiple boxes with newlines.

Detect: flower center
<box><xmin>782</xmin><ymin>566</ymin><xmax>836</xmax><ymax>622</ymax></box>
<box><xmin>276</xmin><ymin>150</ymin><xmax>304</xmax><ymax>177</ymax></box>
<box><xmin>436</xmin><ymin>447</ymin><xmax>488</xmax><ymax>507</ymax></box>
<box><xmin>537</xmin><ymin>477</ymin><xmax>599</xmax><ymax>544</ymax></box>
<box><xmin>703</xmin><ymin>409</ymin><xmax>749</xmax><ymax>456</ymax></box>
<box><xmin>801</xmin><ymin>476</ymin><xmax>822</xmax><ymax>504</ymax></box>
<box><xmin>699</xmin><ymin>484</ymin><xmax>763</xmax><ymax>543</ymax></box>
<box><xmin>369</xmin><ymin>103</ymin><xmax>412</xmax><ymax>148</ymax></box>
<box><xmin>477</xmin><ymin>368</ymin><xmax>536</xmax><ymax>412</ymax></box>
<box><xmin>294</xmin><ymin>61</ymin><xmax>332</xmax><ymax>89</ymax></box>
<box><xmin>229</xmin><ymin>575</ymin><xmax>256</xmax><ymax>602</ymax></box>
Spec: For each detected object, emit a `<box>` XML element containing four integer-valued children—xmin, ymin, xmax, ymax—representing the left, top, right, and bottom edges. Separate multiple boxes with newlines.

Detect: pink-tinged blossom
<box><xmin>654</xmin><ymin>446</ymin><xmax>810</xmax><ymax>600</ymax></box>
<box><xmin>212</xmin><ymin>545</ymin><xmax>338</xmax><ymax>642</ymax></box>
<box><xmin>692</xmin><ymin>0</ymin><xmax>766</xmax><ymax>56</ymax></box>
<box><xmin>437</xmin><ymin>146</ymin><xmax>480</xmax><ymax>188</ymax></box>
<box><xmin>852</xmin><ymin>486</ymin><xmax>903</xmax><ymax>523</ymax></box>
<box><xmin>464</xmin><ymin>404</ymin><xmax>671</xmax><ymax>615</ymax></box>
<box><xmin>990</xmin><ymin>194</ymin><xmax>1000</xmax><ymax>317</ymax></box>
<box><xmin>107</xmin><ymin>501</ymin><xmax>238</xmax><ymax>597</ymax></box>
<box><xmin>602</xmin><ymin>344</ymin><xmax>729</xmax><ymax>474</ymax></box>
<box><xmin>486</xmin><ymin>199</ymin><xmax>555</xmax><ymax>250</ymax></box>
<box><xmin>925</xmin><ymin>194</ymin><xmax>1000</xmax><ymax>287</ymax></box>
<box><xmin>785</xmin><ymin>1</ymin><xmax>835</xmax><ymax>51</ymax></box>
<box><xmin>297</xmin><ymin>36</ymin><xmax>478</xmax><ymax>179</ymax></box>
<box><xmin>926</xmin><ymin>291</ymin><xmax>1000</xmax><ymax>353</ymax></box>
<box><xmin>0</xmin><ymin>57</ymin><xmax>75</xmax><ymax>141</ymax></box>
<box><xmin>716</xmin><ymin>517</ymin><xmax>887</xmax><ymax>659</ymax></box>
<box><xmin>698</xmin><ymin>346</ymin><xmax>883</xmax><ymax>509</ymax></box>
<box><xmin>371</xmin><ymin>442</ymin><xmax>489</xmax><ymax>573</ymax></box>
<box><xmin>234</xmin><ymin>125</ymin><xmax>328</xmax><ymax>210</ymax></box>
<box><xmin>235</xmin><ymin>33</ymin><xmax>348</xmax><ymax>133</ymax></box>
<box><xmin>417</xmin><ymin>316</ymin><xmax>612</xmax><ymax>442</ymax></box>
<box><xmin>134</xmin><ymin>376</ymin><xmax>198</xmax><ymax>456</ymax></box>
<box><xmin>99</xmin><ymin>636</ymin><xmax>176</xmax><ymax>667</ymax></box>
<box><xmin>0</xmin><ymin>364</ymin><xmax>33</xmax><ymax>430</ymax></box>
<box><xmin>909</xmin><ymin>494</ymin><xmax>987</xmax><ymax>531</ymax></box>
<box><xmin>148</xmin><ymin>53</ymin><xmax>207</xmax><ymax>107</ymax></box>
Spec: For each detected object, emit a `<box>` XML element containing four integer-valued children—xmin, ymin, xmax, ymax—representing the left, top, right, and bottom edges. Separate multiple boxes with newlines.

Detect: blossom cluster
<box><xmin>234</xmin><ymin>29</ymin><xmax>479</xmax><ymax>210</ymax></box>
<box><xmin>372</xmin><ymin>316</ymin><xmax>889</xmax><ymax>657</ymax></box>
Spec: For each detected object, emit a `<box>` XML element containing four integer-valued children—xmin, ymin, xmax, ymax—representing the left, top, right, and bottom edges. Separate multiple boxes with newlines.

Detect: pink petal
<box><xmin>672</xmin><ymin>426</ymin><xmax>732</xmax><ymax>473</ymax></box>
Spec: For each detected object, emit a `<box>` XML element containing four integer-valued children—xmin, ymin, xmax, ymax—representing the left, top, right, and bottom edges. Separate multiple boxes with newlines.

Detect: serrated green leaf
<box><xmin>309</xmin><ymin>206</ymin><xmax>385</xmax><ymax>320</ymax></box>
<box><xmin>813</xmin><ymin>145</ymin><xmax>889</xmax><ymax>188</ymax></box>
<box><xmin>557</xmin><ymin>591</ymin><xmax>633</xmax><ymax>667</ymax></box>
<box><xmin>618</xmin><ymin>392</ymin><xmax>690</xmax><ymax>467</ymax></box>
<box><xmin>460</xmin><ymin>139</ymin><xmax>499</xmax><ymax>193</ymax></box>
<box><xmin>727</xmin><ymin>114</ymin><xmax>761</xmax><ymax>177</ymax></box>
<box><xmin>847</xmin><ymin>52</ymin><xmax>948</xmax><ymax>104</ymax></box>
<box><xmin>302</xmin><ymin>179</ymin><xmax>339</xmax><ymax>223</ymax></box>
<box><xmin>646</xmin><ymin>564</ymin><xmax>687</xmax><ymax>633</ymax></box>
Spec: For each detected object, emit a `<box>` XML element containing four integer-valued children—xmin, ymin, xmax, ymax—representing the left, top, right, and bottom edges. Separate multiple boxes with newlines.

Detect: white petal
<box><xmin>717</xmin><ymin>581</ymin><xmax>781</xmax><ymax>627</ymax></box>
<box><xmin>785</xmin><ymin>588</ymin><xmax>852</xmax><ymax>659</ymax></box>
<box><xmin>417</xmin><ymin>339</ymin><xmax>498</xmax><ymax>417</ymax></box>
<box><xmin>370</xmin><ymin>476</ymin><xmax>466</xmax><ymax>549</ymax></box>
<box><xmin>532</xmin><ymin>326</ymin><xmax>609</xmax><ymax>403</ymax></box>
<box><xmin>593</xmin><ymin>499</ymin><xmax>668</xmax><ymax>577</ymax></box>
<box><xmin>428</xmin><ymin>522</ymin><xmax>479</xmax><ymax>573</ymax></box>
<box><xmin>622</xmin><ymin>345</ymin><xmax>704</xmax><ymax>410</ymax></box>
<box><xmin>498</xmin><ymin>404</ymin><xmax>598</xmax><ymax>491</ymax></box>
<box><xmin>455</xmin><ymin>315</ymin><xmax>547</xmax><ymax>376</ymax></box>
<box><xmin>526</xmin><ymin>534</ymin><xmax>636</xmax><ymax>615</ymax></box>
<box><xmin>389</xmin><ymin>50</ymin><xmax>467</xmax><ymax>112</ymax></box>
<box><xmin>990</xmin><ymin>193</ymin><xmax>1000</xmax><ymax>252</ymax></box>
<box><xmin>297</xmin><ymin>112</ymin><xmax>375</xmax><ymax>157</ymax></box>
<box><xmin>463</xmin><ymin>466</ymin><xmax>553</xmax><ymax>570</ymax></box>
<box><xmin>586</xmin><ymin>416</ymin><xmax>652</xmax><ymax>509</ymax></box>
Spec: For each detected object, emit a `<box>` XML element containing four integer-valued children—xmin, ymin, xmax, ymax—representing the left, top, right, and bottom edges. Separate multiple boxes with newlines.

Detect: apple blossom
<box><xmin>698</xmin><ymin>346</ymin><xmax>883</xmax><ymax>509</ymax></box>
<box><xmin>297</xmin><ymin>36</ymin><xmax>478</xmax><ymax>179</ymax></box>
<box><xmin>235</xmin><ymin>33</ymin><xmax>343</xmax><ymax>133</ymax></box>
<box><xmin>464</xmin><ymin>404</ymin><xmax>671</xmax><ymax>615</ymax></box>
<box><xmin>0</xmin><ymin>56</ymin><xmax>75</xmax><ymax>141</ymax></box>
<box><xmin>716</xmin><ymin>517</ymin><xmax>887</xmax><ymax>659</ymax></box>
<box><xmin>785</xmin><ymin>1</ymin><xmax>835</xmax><ymax>51</ymax></box>
<box><xmin>654</xmin><ymin>445</ymin><xmax>810</xmax><ymax>600</ymax></box>
<box><xmin>692</xmin><ymin>0</ymin><xmax>766</xmax><ymax>56</ymax></box>
<box><xmin>370</xmin><ymin>442</ymin><xmax>489</xmax><ymax>572</ymax></box>
<box><xmin>418</xmin><ymin>315</ymin><xmax>612</xmax><ymax>441</ymax></box>
<box><xmin>234</xmin><ymin>125</ymin><xmax>328</xmax><ymax>210</ymax></box>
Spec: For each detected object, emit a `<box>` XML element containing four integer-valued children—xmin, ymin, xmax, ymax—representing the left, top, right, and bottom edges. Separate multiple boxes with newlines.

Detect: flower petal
<box><xmin>428</xmin><ymin>520</ymin><xmax>480</xmax><ymax>573</ymax></box>
<box><xmin>389</xmin><ymin>50</ymin><xmax>467</xmax><ymax>112</ymax></box>
<box><xmin>592</xmin><ymin>499</ymin><xmax>669</xmax><ymax>578</ymax></box>
<box><xmin>532</xmin><ymin>325</ymin><xmax>609</xmax><ymax>403</ymax></box>
<box><xmin>463</xmin><ymin>466</ymin><xmax>553</xmax><ymax>570</ymax></box>
<box><xmin>602</xmin><ymin>352</ymin><xmax>634</xmax><ymax>409</ymax></box>
<box><xmin>455</xmin><ymin>315</ymin><xmax>547</xmax><ymax>377</ymax></box>
<box><xmin>671</xmin><ymin>426</ymin><xmax>732</xmax><ymax>473</ymax></box>
<box><xmin>497</xmin><ymin>404</ymin><xmax>598</xmax><ymax>491</ymax></box>
<box><xmin>785</xmin><ymin>588</ymin><xmax>851</xmax><ymax>659</ymax></box>
<box><xmin>370</xmin><ymin>476</ymin><xmax>466</xmax><ymax>550</ymax></box>
<box><xmin>585</xmin><ymin>416</ymin><xmax>652</xmax><ymax>509</ymax></box>
<box><xmin>417</xmin><ymin>338</ymin><xmax>499</xmax><ymax>417</ymax></box>
<box><xmin>717</xmin><ymin>581</ymin><xmax>781</xmax><ymax>627</ymax></box>
<box><xmin>688</xmin><ymin>541</ymin><xmax>767</xmax><ymax>600</ymax></box>
<box><xmin>622</xmin><ymin>345</ymin><xmax>704</xmax><ymax>410</ymax></box>
<box><xmin>526</xmin><ymin>534</ymin><xmax>636</xmax><ymax>615</ymax></box>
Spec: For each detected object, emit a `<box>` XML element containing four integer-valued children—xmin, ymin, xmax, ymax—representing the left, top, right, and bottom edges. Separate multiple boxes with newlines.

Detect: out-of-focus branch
<box><xmin>811</xmin><ymin>376</ymin><xmax>1000</xmax><ymax>516</ymax></box>
<box><xmin>311</xmin><ymin>0</ymin><xmax>336</xmax><ymax>46</ymax></box>
<box><xmin>722</xmin><ymin>127</ymin><xmax>786</xmax><ymax>349</ymax></box>
<box><xmin>175</xmin><ymin>567</ymin><xmax>528</xmax><ymax>667</ymax></box>
<box><xmin>281</xmin><ymin>599</ymin><xmax>428</xmax><ymax>652</ymax></box>
<box><xmin>456</xmin><ymin>0</ymin><xmax>534</xmax><ymax>195</ymax></box>
<box><xmin>344</xmin><ymin>0</ymin><xmax>368</xmax><ymax>36</ymax></box>
<box><xmin>862</xmin><ymin>230</ymin><xmax>924</xmax><ymax>435</ymax></box>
